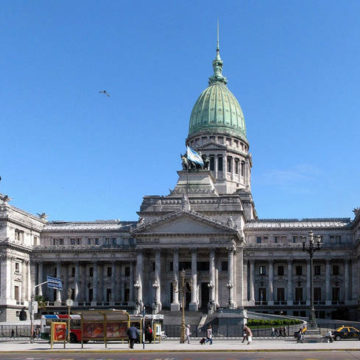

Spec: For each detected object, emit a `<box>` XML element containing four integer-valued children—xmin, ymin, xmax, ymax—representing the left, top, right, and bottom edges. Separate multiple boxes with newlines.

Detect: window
<box><xmin>15</xmin><ymin>263</ymin><xmax>20</xmax><ymax>273</ymax></box>
<box><xmin>241</xmin><ymin>161</ymin><xmax>245</xmax><ymax>176</ymax></box>
<box><xmin>14</xmin><ymin>286</ymin><xmax>19</xmax><ymax>302</ymax></box>
<box><xmin>112</xmin><ymin>238</ymin><xmax>117</xmax><ymax>246</ymax></box>
<box><xmin>218</xmin><ymin>156</ymin><xmax>223</xmax><ymax>171</ymax></box>
<box><xmin>295</xmin><ymin>287</ymin><xmax>303</xmax><ymax>302</ymax></box>
<box><xmin>89</xmin><ymin>267</ymin><xmax>93</xmax><ymax>277</ymax></box>
<box><xmin>197</xmin><ymin>262</ymin><xmax>209</xmax><ymax>271</ymax></box>
<box><xmin>332</xmin><ymin>287</ymin><xmax>340</xmax><ymax>302</ymax></box>
<box><xmin>125</xmin><ymin>266</ymin><xmax>130</xmax><ymax>277</ymax></box>
<box><xmin>95</xmin><ymin>238</ymin><xmax>99</xmax><ymax>245</ymax></box>
<box><xmin>314</xmin><ymin>265</ymin><xmax>321</xmax><ymax>276</ymax></box>
<box><xmin>234</xmin><ymin>140</ymin><xmax>238</xmax><ymax>148</ymax></box>
<box><xmin>227</xmin><ymin>157</ymin><xmax>232</xmax><ymax>172</ymax></box>
<box><xmin>71</xmin><ymin>267</ymin><xmax>75</xmax><ymax>277</ymax></box>
<box><xmin>106</xmin><ymin>289</ymin><xmax>112</xmax><ymax>302</ymax></box>
<box><xmin>277</xmin><ymin>265</ymin><xmax>284</xmax><ymax>276</ymax></box>
<box><xmin>34</xmin><ymin>236</ymin><xmax>39</xmax><ymax>245</ymax></box>
<box><xmin>259</xmin><ymin>265</ymin><xmax>266</xmax><ymax>275</ymax></box>
<box><xmin>314</xmin><ymin>287</ymin><xmax>321</xmax><ymax>301</ymax></box>
<box><xmin>277</xmin><ymin>288</ymin><xmax>285</xmax><ymax>301</ymax></box>
<box><xmin>107</xmin><ymin>267</ymin><xmax>112</xmax><ymax>277</ymax></box>
<box><xmin>70</xmin><ymin>238</ymin><xmax>76</xmax><ymax>245</ymax></box>
<box><xmin>235</xmin><ymin>159</ymin><xmax>239</xmax><ymax>174</ymax></box>
<box><xmin>179</xmin><ymin>261</ymin><xmax>191</xmax><ymax>270</ymax></box>
<box><xmin>256</xmin><ymin>237</ymin><xmax>262</xmax><ymax>244</ymax></box>
<box><xmin>87</xmin><ymin>238</ymin><xmax>92</xmax><ymax>245</ymax></box>
<box><xmin>333</xmin><ymin>265</ymin><xmax>339</xmax><ymax>276</ymax></box>
<box><xmin>226</xmin><ymin>137</ymin><xmax>231</xmax><ymax>146</ymax></box>
<box><xmin>105</xmin><ymin>238</ymin><xmax>110</xmax><ymax>245</ymax></box>
<box><xmin>210</xmin><ymin>155</ymin><xmax>215</xmax><ymax>171</ymax></box>
<box><xmin>292</xmin><ymin>236</ymin><xmax>297</xmax><ymax>243</ymax></box>
<box><xmin>88</xmin><ymin>288</ymin><xmax>93</xmax><ymax>302</ymax></box>
<box><xmin>296</xmin><ymin>266</ymin><xmax>302</xmax><ymax>276</ymax></box>
<box><xmin>218</xmin><ymin>136</ymin><xmax>224</xmax><ymax>144</ymax></box>
<box><xmin>259</xmin><ymin>288</ymin><xmax>266</xmax><ymax>302</ymax></box>
<box><xmin>274</xmin><ymin>236</ymin><xmax>278</xmax><ymax>243</ymax></box>
<box><xmin>221</xmin><ymin>261</ymin><xmax>228</xmax><ymax>271</ymax></box>
<box><xmin>169</xmin><ymin>262</ymin><xmax>173</xmax><ymax>272</ymax></box>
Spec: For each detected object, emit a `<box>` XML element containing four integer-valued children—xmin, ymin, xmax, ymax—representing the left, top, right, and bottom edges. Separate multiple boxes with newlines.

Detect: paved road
<box><xmin>1</xmin><ymin>352</ymin><xmax>360</xmax><ymax>360</ymax></box>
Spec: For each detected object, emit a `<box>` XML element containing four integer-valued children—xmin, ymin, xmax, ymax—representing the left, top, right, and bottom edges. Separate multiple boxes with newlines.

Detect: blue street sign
<box><xmin>47</xmin><ymin>275</ymin><xmax>63</xmax><ymax>290</ymax></box>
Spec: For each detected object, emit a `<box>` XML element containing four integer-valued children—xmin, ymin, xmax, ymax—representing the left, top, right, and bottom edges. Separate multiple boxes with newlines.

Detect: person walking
<box><xmin>271</xmin><ymin>327</ymin><xmax>275</xmax><ymax>337</ymax></box>
<box><xmin>205</xmin><ymin>325</ymin><xmax>213</xmax><ymax>345</ymax></box>
<box><xmin>243</xmin><ymin>325</ymin><xmax>253</xmax><ymax>345</ymax></box>
<box><xmin>185</xmin><ymin>324</ymin><xmax>191</xmax><ymax>344</ymax></box>
<box><xmin>127</xmin><ymin>325</ymin><xmax>140</xmax><ymax>349</ymax></box>
<box><xmin>241</xmin><ymin>326</ymin><xmax>247</xmax><ymax>343</ymax></box>
<box><xmin>145</xmin><ymin>325</ymin><xmax>153</xmax><ymax>344</ymax></box>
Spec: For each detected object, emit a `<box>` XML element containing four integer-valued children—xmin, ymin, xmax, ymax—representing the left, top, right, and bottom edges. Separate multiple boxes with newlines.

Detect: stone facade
<box><xmin>0</xmin><ymin>44</ymin><xmax>359</xmax><ymax>322</ymax></box>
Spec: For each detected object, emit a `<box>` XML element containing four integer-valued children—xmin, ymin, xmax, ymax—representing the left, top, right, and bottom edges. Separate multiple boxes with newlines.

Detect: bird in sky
<box><xmin>99</xmin><ymin>90</ymin><xmax>110</xmax><ymax>97</ymax></box>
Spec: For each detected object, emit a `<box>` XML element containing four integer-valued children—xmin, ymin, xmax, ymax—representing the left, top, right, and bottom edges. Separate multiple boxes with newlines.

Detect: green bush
<box><xmin>247</xmin><ymin>319</ymin><xmax>302</xmax><ymax>327</ymax></box>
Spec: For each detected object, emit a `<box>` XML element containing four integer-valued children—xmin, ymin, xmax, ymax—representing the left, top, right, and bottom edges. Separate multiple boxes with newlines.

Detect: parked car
<box><xmin>332</xmin><ymin>326</ymin><xmax>360</xmax><ymax>341</ymax></box>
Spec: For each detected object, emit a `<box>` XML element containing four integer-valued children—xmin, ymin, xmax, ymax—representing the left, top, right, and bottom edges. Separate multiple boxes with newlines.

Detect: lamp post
<box><xmin>66</xmin><ymin>288</ymin><xmax>73</xmax><ymax>343</ymax></box>
<box><xmin>179</xmin><ymin>269</ymin><xmax>186</xmax><ymax>343</ymax></box>
<box><xmin>226</xmin><ymin>282</ymin><xmax>233</xmax><ymax>308</ymax></box>
<box><xmin>302</xmin><ymin>231</ymin><xmax>321</xmax><ymax>329</ymax></box>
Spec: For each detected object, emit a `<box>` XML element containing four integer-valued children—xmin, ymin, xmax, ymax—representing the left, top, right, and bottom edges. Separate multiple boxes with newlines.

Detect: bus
<box><xmin>40</xmin><ymin>314</ymin><xmax>81</xmax><ymax>342</ymax></box>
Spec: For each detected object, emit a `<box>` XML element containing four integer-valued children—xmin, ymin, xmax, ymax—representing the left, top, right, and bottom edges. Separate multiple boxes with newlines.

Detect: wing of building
<box><xmin>0</xmin><ymin>40</ymin><xmax>359</xmax><ymax>322</ymax></box>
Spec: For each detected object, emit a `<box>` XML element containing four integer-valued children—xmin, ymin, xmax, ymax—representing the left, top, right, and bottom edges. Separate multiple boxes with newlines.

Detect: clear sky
<box><xmin>1</xmin><ymin>0</ymin><xmax>359</xmax><ymax>222</ymax></box>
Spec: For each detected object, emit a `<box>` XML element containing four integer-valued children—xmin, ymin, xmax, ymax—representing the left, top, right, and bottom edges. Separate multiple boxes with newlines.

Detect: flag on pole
<box><xmin>186</xmin><ymin>146</ymin><xmax>204</xmax><ymax>166</ymax></box>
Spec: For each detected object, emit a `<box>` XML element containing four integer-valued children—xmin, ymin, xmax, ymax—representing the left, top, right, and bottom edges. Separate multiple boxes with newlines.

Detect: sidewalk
<box><xmin>0</xmin><ymin>338</ymin><xmax>359</xmax><ymax>352</ymax></box>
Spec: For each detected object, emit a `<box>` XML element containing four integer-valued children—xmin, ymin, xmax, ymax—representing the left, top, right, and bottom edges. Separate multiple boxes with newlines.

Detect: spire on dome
<box><xmin>209</xmin><ymin>21</ymin><xmax>227</xmax><ymax>85</ymax></box>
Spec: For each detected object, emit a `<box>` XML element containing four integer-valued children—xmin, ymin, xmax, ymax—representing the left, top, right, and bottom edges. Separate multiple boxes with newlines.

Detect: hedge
<box><xmin>247</xmin><ymin>319</ymin><xmax>302</xmax><ymax>327</ymax></box>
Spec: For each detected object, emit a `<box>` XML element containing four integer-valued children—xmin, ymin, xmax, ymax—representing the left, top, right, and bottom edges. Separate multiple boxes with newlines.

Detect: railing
<box><xmin>0</xmin><ymin>325</ymin><xmax>31</xmax><ymax>337</ymax></box>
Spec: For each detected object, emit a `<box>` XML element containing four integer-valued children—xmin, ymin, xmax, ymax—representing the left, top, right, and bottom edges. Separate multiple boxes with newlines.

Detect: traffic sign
<box><xmin>47</xmin><ymin>276</ymin><xmax>63</xmax><ymax>290</ymax></box>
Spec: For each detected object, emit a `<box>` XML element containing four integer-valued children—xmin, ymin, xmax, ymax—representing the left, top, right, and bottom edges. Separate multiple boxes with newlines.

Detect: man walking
<box><xmin>205</xmin><ymin>325</ymin><xmax>213</xmax><ymax>345</ymax></box>
<box><xmin>127</xmin><ymin>325</ymin><xmax>139</xmax><ymax>349</ymax></box>
<box><xmin>185</xmin><ymin>324</ymin><xmax>191</xmax><ymax>344</ymax></box>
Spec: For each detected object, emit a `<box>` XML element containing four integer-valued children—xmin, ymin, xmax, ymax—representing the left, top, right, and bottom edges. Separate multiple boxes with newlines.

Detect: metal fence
<box><xmin>0</xmin><ymin>325</ymin><xmax>31</xmax><ymax>337</ymax></box>
<box><xmin>163</xmin><ymin>324</ymin><xmax>302</xmax><ymax>338</ymax></box>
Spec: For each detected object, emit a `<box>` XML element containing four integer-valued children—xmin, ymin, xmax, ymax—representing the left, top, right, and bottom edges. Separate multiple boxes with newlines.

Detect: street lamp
<box><xmin>179</xmin><ymin>269</ymin><xmax>186</xmax><ymax>343</ymax></box>
<box><xmin>302</xmin><ymin>231</ymin><xmax>321</xmax><ymax>329</ymax></box>
<box><xmin>66</xmin><ymin>288</ymin><xmax>73</xmax><ymax>343</ymax></box>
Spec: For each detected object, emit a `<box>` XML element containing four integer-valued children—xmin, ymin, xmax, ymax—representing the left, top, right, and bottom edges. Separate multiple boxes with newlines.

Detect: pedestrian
<box><xmin>127</xmin><ymin>325</ymin><xmax>140</xmax><ymax>349</ymax></box>
<box><xmin>243</xmin><ymin>325</ymin><xmax>253</xmax><ymax>345</ymax></box>
<box><xmin>185</xmin><ymin>324</ymin><xmax>191</xmax><ymax>344</ymax></box>
<box><xmin>145</xmin><ymin>325</ymin><xmax>153</xmax><ymax>344</ymax></box>
<box><xmin>10</xmin><ymin>329</ymin><xmax>14</xmax><ymax>338</ymax></box>
<box><xmin>326</xmin><ymin>330</ymin><xmax>333</xmax><ymax>343</ymax></box>
<box><xmin>278</xmin><ymin>327</ymin><xmax>283</xmax><ymax>337</ymax></box>
<box><xmin>274</xmin><ymin>328</ymin><xmax>279</xmax><ymax>337</ymax></box>
<box><xmin>271</xmin><ymin>327</ymin><xmax>275</xmax><ymax>337</ymax></box>
<box><xmin>282</xmin><ymin>327</ymin><xmax>287</xmax><ymax>337</ymax></box>
<box><xmin>241</xmin><ymin>326</ymin><xmax>247</xmax><ymax>343</ymax></box>
<box><xmin>205</xmin><ymin>325</ymin><xmax>213</xmax><ymax>345</ymax></box>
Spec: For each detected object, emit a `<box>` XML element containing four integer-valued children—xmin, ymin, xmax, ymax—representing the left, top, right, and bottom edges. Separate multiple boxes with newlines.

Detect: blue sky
<box><xmin>0</xmin><ymin>0</ymin><xmax>359</xmax><ymax>221</ymax></box>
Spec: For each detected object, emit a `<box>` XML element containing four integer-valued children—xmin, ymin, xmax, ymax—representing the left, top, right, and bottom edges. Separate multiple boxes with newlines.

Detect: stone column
<box><xmin>129</xmin><ymin>262</ymin><xmax>134</xmax><ymax>302</ymax></box>
<box><xmin>38</xmin><ymin>262</ymin><xmax>43</xmax><ymax>296</ymax></box>
<box><xmin>209</xmin><ymin>250</ymin><xmax>216</xmax><ymax>308</ymax></box>
<box><xmin>120</xmin><ymin>264</ymin><xmax>125</xmax><ymax>303</ymax></box>
<box><xmin>153</xmin><ymin>250</ymin><xmax>161</xmax><ymax>312</ymax></box>
<box><xmin>171</xmin><ymin>249</ymin><xmax>180</xmax><ymax>311</ymax></box>
<box><xmin>56</xmin><ymin>262</ymin><xmax>62</xmax><ymax>303</ymax></box>
<box><xmin>325</xmin><ymin>260</ymin><xmax>331</xmax><ymax>305</ymax></box>
<box><xmin>103</xmin><ymin>265</ymin><xmax>107</xmax><ymax>303</ymax></box>
<box><xmin>287</xmin><ymin>260</ymin><xmax>293</xmax><ymax>305</ymax></box>
<box><xmin>214</xmin><ymin>156</ymin><xmax>218</xmax><ymax>178</ymax></box>
<box><xmin>351</xmin><ymin>258</ymin><xmax>359</xmax><ymax>303</ymax></box>
<box><xmin>111</xmin><ymin>262</ymin><xmax>116</xmax><ymax>303</ymax></box>
<box><xmin>74</xmin><ymin>262</ymin><xmax>79</xmax><ymax>303</ymax></box>
<box><xmin>215</xmin><ymin>257</ymin><xmax>220</xmax><ymax>306</ymax></box>
<box><xmin>306</xmin><ymin>260</ymin><xmax>311</xmax><ymax>305</ymax></box>
<box><xmin>136</xmin><ymin>252</ymin><xmax>144</xmax><ymax>307</ymax></box>
<box><xmin>189</xmin><ymin>249</ymin><xmax>198</xmax><ymax>311</ymax></box>
<box><xmin>268</xmin><ymin>260</ymin><xmax>274</xmax><ymax>305</ymax></box>
<box><xmin>235</xmin><ymin>247</ymin><xmax>244</xmax><ymax>307</ymax></box>
<box><xmin>344</xmin><ymin>260</ymin><xmax>349</xmax><ymax>303</ymax></box>
<box><xmin>227</xmin><ymin>246</ymin><xmax>235</xmax><ymax>308</ymax></box>
<box><xmin>92</xmin><ymin>263</ymin><xmax>98</xmax><ymax>306</ymax></box>
<box><xmin>249</xmin><ymin>260</ymin><xmax>255</xmax><ymax>304</ymax></box>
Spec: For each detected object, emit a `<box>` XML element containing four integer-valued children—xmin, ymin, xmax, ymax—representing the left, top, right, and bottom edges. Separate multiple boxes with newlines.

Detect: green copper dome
<box><xmin>188</xmin><ymin>42</ymin><xmax>247</xmax><ymax>141</ymax></box>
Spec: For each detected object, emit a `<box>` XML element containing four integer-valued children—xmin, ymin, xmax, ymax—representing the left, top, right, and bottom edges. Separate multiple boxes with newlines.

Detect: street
<box><xmin>1</xmin><ymin>352</ymin><xmax>360</xmax><ymax>360</ymax></box>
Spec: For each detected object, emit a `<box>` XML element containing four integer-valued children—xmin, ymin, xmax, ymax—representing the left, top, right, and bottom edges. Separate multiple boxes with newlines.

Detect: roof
<box><xmin>43</xmin><ymin>220</ymin><xmax>136</xmax><ymax>232</ymax></box>
<box><xmin>245</xmin><ymin>218</ymin><xmax>351</xmax><ymax>230</ymax></box>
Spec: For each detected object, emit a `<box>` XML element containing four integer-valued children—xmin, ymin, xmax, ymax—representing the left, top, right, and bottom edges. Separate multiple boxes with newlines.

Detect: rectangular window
<box><xmin>314</xmin><ymin>287</ymin><xmax>321</xmax><ymax>301</ymax></box>
<box><xmin>227</xmin><ymin>157</ymin><xmax>232</xmax><ymax>172</ymax></box>
<box><xmin>333</xmin><ymin>264</ymin><xmax>339</xmax><ymax>276</ymax></box>
<box><xmin>277</xmin><ymin>265</ymin><xmax>284</xmax><ymax>276</ymax></box>
<box><xmin>59</xmin><ymin>238</ymin><xmax>64</xmax><ymax>245</ymax></box>
<box><xmin>89</xmin><ymin>288</ymin><xmax>93</xmax><ymax>302</ymax></box>
<box><xmin>295</xmin><ymin>287</ymin><xmax>303</xmax><ymax>301</ymax></box>
<box><xmin>112</xmin><ymin>238</ymin><xmax>117</xmax><ymax>246</ymax></box>
<box><xmin>277</xmin><ymin>288</ymin><xmax>285</xmax><ymax>301</ymax></box>
<box><xmin>71</xmin><ymin>267</ymin><xmax>75</xmax><ymax>277</ymax></box>
<box><xmin>314</xmin><ymin>265</ymin><xmax>321</xmax><ymax>276</ymax></box>
<box><xmin>88</xmin><ymin>238</ymin><xmax>92</xmax><ymax>245</ymax></box>
<box><xmin>274</xmin><ymin>236</ymin><xmax>278</xmax><ymax>243</ymax></box>
<box><xmin>218</xmin><ymin>156</ymin><xmax>223</xmax><ymax>171</ymax></box>
<box><xmin>332</xmin><ymin>287</ymin><xmax>340</xmax><ymax>302</ymax></box>
<box><xmin>296</xmin><ymin>266</ymin><xmax>302</xmax><ymax>276</ymax></box>
<box><xmin>125</xmin><ymin>266</ymin><xmax>130</xmax><ymax>277</ymax></box>
<box><xmin>169</xmin><ymin>262</ymin><xmax>173</xmax><ymax>272</ymax></box>
<box><xmin>241</xmin><ymin>161</ymin><xmax>245</xmax><ymax>176</ymax></box>
<box><xmin>107</xmin><ymin>267</ymin><xmax>112</xmax><ymax>277</ymax></box>
<box><xmin>106</xmin><ymin>288</ymin><xmax>112</xmax><ymax>302</ymax></box>
<box><xmin>256</xmin><ymin>237</ymin><xmax>262</xmax><ymax>244</ymax></box>
<box><xmin>209</xmin><ymin>155</ymin><xmax>215</xmax><ymax>171</ymax></box>
<box><xmin>235</xmin><ymin>159</ymin><xmax>239</xmax><ymax>174</ymax></box>
<box><xmin>221</xmin><ymin>261</ymin><xmax>228</xmax><ymax>271</ymax></box>
<box><xmin>197</xmin><ymin>262</ymin><xmax>209</xmax><ymax>271</ymax></box>
<box><xmin>14</xmin><ymin>286</ymin><xmax>19</xmax><ymax>301</ymax></box>
<box><xmin>293</xmin><ymin>236</ymin><xmax>297</xmax><ymax>243</ymax></box>
<box><xmin>70</xmin><ymin>238</ymin><xmax>76</xmax><ymax>245</ymax></box>
<box><xmin>179</xmin><ymin>261</ymin><xmax>191</xmax><ymax>270</ymax></box>
<box><xmin>95</xmin><ymin>238</ymin><xmax>99</xmax><ymax>245</ymax></box>
<box><xmin>259</xmin><ymin>265</ymin><xmax>266</xmax><ymax>275</ymax></box>
<box><xmin>15</xmin><ymin>263</ymin><xmax>20</xmax><ymax>273</ymax></box>
<box><xmin>89</xmin><ymin>267</ymin><xmax>93</xmax><ymax>277</ymax></box>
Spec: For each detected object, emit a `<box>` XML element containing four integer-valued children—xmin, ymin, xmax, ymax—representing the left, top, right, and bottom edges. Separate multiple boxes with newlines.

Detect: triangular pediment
<box><xmin>133</xmin><ymin>211</ymin><xmax>238</xmax><ymax>236</ymax></box>
<box><xmin>200</xmin><ymin>142</ymin><xmax>227</xmax><ymax>151</ymax></box>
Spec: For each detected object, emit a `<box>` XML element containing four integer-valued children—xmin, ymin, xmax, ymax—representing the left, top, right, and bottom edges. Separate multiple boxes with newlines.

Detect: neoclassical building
<box><xmin>0</xmin><ymin>42</ymin><xmax>359</xmax><ymax>322</ymax></box>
